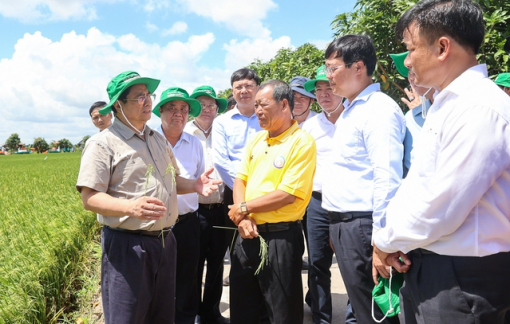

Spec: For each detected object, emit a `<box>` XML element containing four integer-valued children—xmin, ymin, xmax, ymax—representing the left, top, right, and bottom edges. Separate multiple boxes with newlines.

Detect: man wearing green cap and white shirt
<box><xmin>302</xmin><ymin>66</ymin><xmax>356</xmax><ymax>324</ymax></box>
<box><xmin>76</xmin><ymin>71</ymin><xmax>221</xmax><ymax>324</ymax></box>
<box><xmin>154</xmin><ymin>87</ymin><xmax>206</xmax><ymax>324</ymax></box>
<box><xmin>495</xmin><ymin>72</ymin><xmax>510</xmax><ymax>97</ymax></box>
<box><xmin>185</xmin><ymin>86</ymin><xmax>230</xmax><ymax>324</ymax></box>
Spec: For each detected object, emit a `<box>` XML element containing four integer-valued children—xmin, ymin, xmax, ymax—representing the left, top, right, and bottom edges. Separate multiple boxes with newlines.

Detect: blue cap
<box><xmin>289</xmin><ymin>76</ymin><xmax>316</xmax><ymax>99</ymax></box>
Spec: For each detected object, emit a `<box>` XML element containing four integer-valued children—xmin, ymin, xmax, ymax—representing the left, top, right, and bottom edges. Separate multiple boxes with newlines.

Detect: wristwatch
<box><xmin>240</xmin><ymin>201</ymin><xmax>248</xmax><ymax>214</ymax></box>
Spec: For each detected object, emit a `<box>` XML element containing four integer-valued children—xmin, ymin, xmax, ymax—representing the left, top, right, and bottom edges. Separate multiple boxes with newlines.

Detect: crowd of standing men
<box><xmin>77</xmin><ymin>0</ymin><xmax>510</xmax><ymax>323</ymax></box>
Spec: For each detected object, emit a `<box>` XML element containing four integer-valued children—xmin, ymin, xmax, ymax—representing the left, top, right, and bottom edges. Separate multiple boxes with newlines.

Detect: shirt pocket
<box><xmin>114</xmin><ymin>153</ymin><xmax>156</xmax><ymax>194</ymax></box>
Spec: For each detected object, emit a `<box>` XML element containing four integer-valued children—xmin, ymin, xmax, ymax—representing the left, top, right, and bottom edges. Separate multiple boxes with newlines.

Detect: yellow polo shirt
<box><xmin>236</xmin><ymin>120</ymin><xmax>316</xmax><ymax>224</ymax></box>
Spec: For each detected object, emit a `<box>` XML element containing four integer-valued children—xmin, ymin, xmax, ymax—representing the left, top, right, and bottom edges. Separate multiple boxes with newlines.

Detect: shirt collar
<box><xmin>265</xmin><ymin>120</ymin><xmax>299</xmax><ymax>145</ymax></box>
<box><xmin>435</xmin><ymin>64</ymin><xmax>488</xmax><ymax>102</ymax></box>
<box><xmin>231</xmin><ymin>105</ymin><xmax>257</xmax><ymax>118</ymax></box>
<box><xmin>112</xmin><ymin>118</ymin><xmax>152</xmax><ymax>140</ymax></box>
<box><xmin>344</xmin><ymin>83</ymin><xmax>381</xmax><ymax>111</ymax></box>
<box><xmin>156</xmin><ymin>124</ymin><xmax>189</xmax><ymax>146</ymax></box>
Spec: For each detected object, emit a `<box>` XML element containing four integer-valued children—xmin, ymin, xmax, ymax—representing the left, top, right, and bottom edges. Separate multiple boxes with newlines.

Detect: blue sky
<box><xmin>0</xmin><ymin>0</ymin><xmax>356</xmax><ymax>145</ymax></box>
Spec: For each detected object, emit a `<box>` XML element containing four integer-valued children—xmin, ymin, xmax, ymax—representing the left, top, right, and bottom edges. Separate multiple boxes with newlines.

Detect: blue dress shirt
<box><xmin>403</xmin><ymin>100</ymin><xmax>430</xmax><ymax>177</ymax></box>
<box><xmin>212</xmin><ymin>106</ymin><xmax>261</xmax><ymax>189</ymax></box>
<box><xmin>322</xmin><ymin>83</ymin><xmax>406</xmax><ymax>231</ymax></box>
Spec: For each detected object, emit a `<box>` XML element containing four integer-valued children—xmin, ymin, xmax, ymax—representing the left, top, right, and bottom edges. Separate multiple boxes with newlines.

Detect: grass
<box><xmin>0</xmin><ymin>153</ymin><xmax>100</xmax><ymax>323</ymax></box>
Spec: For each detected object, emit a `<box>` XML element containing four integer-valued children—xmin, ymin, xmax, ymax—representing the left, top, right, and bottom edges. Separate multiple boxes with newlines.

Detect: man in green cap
<box><xmin>185</xmin><ymin>86</ymin><xmax>230</xmax><ymax>324</ymax></box>
<box><xmin>76</xmin><ymin>71</ymin><xmax>221</xmax><ymax>324</ymax></box>
<box><xmin>495</xmin><ymin>72</ymin><xmax>510</xmax><ymax>96</ymax></box>
<box><xmin>154</xmin><ymin>87</ymin><xmax>206</xmax><ymax>324</ymax></box>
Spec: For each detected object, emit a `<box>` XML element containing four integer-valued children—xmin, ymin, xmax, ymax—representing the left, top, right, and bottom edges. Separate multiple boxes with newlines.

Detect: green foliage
<box><xmin>5</xmin><ymin>133</ymin><xmax>21</xmax><ymax>152</ymax></box>
<box><xmin>248</xmin><ymin>43</ymin><xmax>325</xmax><ymax>82</ymax></box>
<box><xmin>33</xmin><ymin>137</ymin><xmax>50</xmax><ymax>154</ymax></box>
<box><xmin>58</xmin><ymin>138</ymin><xmax>73</xmax><ymax>152</ymax></box>
<box><xmin>331</xmin><ymin>0</ymin><xmax>510</xmax><ymax>107</ymax></box>
<box><xmin>217</xmin><ymin>88</ymin><xmax>232</xmax><ymax>99</ymax></box>
<box><xmin>0</xmin><ymin>153</ymin><xmax>99</xmax><ymax>323</ymax></box>
<box><xmin>248</xmin><ymin>43</ymin><xmax>326</xmax><ymax>112</ymax></box>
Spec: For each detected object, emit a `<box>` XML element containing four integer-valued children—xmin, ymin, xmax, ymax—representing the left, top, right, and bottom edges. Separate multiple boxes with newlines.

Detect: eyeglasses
<box><xmin>201</xmin><ymin>104</ymin><xmax>218</xmax><ymax>111</ymax></box>
<box><xmin>233</xmin><ymin>83</ymin><xmax>257</xmax><ymax>91</ymax></box>
<box><xmin>322</xmin><ymin>65</ymin><xmax>345</xmax><ymax>75</ymax></box>
<box><xmin>162</xmin><ymin>106</ymin><xmax>189</xmax><ymax>115</ymax></box>
<box><xmin>125</xmin><ymin>93</ymin><xmax>156</xmax><ymax>105</ymax></box>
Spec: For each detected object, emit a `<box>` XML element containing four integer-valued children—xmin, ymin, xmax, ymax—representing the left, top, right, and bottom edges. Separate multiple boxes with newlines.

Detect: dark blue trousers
<box><xmin>401</xmin><ymin>249</ymin><xmax>510</xmax><ymax>324</ymax></box>
<box><xmin>101</xmin><ymin>226</ymin><xmax>177</xmax><ymax>324</ymax></box>
<box><xmin>308</xmin><ymin>194</ymin><xmax>356</xmax><ymax>324</ymax></box>
<box><xmin>330</xmin><ymin>216</ymin><xmax>399</xmax><ymax>324</ymax></box>
<box><xmin>196</xmin><ymin>204</ymin><xmax>227</xmax><ymax>321</ymax></box>
<box><xmin>172</xmin><ymin>212</ymin><xmax>201</xmax><ymax>324</ymax></box>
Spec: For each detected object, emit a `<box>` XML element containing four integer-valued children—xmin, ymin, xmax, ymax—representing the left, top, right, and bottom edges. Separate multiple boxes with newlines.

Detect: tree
<box><xmin>5</xmin><ymin>133</ymin><xmax>21</xmax><ymax>152</ymax></box>
<box><xmin>33</xmin><ymin>137</ymin><xmax>49</xmax><ymax>154</ymax></box>
<box><xmin>58</xmin><ymin>138</ymin><xmax>73</xmax><ymax>152</ymax></box>
<box><xmin>331</xmin><ymin>0</ymin><xmax>510</xmax><ymax>109</ymax></box>
<box><xmin>248</xmin><ymin>43</ymin><xmax>325</xmax><ymax>83</ymax></box>
<box><xmin>248</xmin><ymin>43</ymin><xmax>326</xmax><ymax>112</ymax></box>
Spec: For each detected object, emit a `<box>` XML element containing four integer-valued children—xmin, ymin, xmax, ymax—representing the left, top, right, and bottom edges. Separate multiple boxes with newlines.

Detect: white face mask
<box><xmin>421</xmin><ymin>87</ymin><xmax>433</xmax><ymax>119</ymax></box>
<box><xmin>118</xmin><ymin>101</ymin><xmax>146</xmax><ymax>136</ymax></box>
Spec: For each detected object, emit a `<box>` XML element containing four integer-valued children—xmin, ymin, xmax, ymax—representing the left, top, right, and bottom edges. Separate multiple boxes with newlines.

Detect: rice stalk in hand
<box><xmin>254</xmin><ymin>235</ymin><xmax>268</xmax><ymax>275</ymax></box>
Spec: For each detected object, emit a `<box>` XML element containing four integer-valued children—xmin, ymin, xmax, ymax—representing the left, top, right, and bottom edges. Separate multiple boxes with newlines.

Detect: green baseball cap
<box><xmin>389</xmin><ymin>51</ymin><xmax>409</xmax><ymax>78</ymax></box>
<box><xmin>152</xmin><ymin>87</ymin><xmax>202</xmax><ymax>118</ymax></box>
<box><xmin>99</xmin><ymin>71</ymin><xmax>160</xmax><ymax>115</ymax></box>
<box><xmin>304</xmin><ymin>65</ymin><xmax>329</xmax><ymax>92</ymax></box>
<box><xmin>190</xmin><ymin>85</ymin><xmax>228</xmax><ymax>113</ymax></box>
<box><xmin>495</xmin><ymin>73</ymin><xmax>510</xmax><ymax>88</ymax></box>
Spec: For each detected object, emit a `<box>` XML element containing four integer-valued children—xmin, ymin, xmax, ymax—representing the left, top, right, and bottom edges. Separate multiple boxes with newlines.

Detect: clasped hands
<box><xmin>228</xmin><ymin>203</ymin><xmax>258</xmax><ymax>239</ymax></box>
<box><xmin>372</xmin><ymin>244</ymin><xmax>412</xmax><ymax>284</ymax></box>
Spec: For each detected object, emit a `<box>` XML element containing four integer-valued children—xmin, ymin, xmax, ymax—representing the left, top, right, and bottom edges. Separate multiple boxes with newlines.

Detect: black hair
<box><xmin>396</xmin><ymin>0</ymin><xmax>484</xmax><ymax>54</ymax></box>
<box><xmin>230</xmin><ymin>68</ymin><xmax>260</xmax><ymax>86</ymax></box>
<box><xmin>259</xmin><ymin>80</ymin><xmax>295</xmax><ymax>112</ymax></box>
<box><xmin>325</xmin><ymin>35</ymin><xmax>377</xmax><ymax>76</ymax></box>
<box><xmin>89</xmin><ymin>101</ymin><xmax>107</xmax><ymax>116</ymax></box>
<box><xmin>227</xmin><ymin>94</ymin><xmax>236</xmax><ymax>109</ymax></box>
<box><xmin>111</xmin><ymin>85</ymin><xmax>134</xmax><ymax>115</ymax></box>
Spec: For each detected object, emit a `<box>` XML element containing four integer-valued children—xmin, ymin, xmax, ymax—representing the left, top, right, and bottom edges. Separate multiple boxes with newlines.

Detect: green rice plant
<box><xmin>0</xmin><ymin>153</ymin><xmax>99</xmax><ymax>323</ymax></box>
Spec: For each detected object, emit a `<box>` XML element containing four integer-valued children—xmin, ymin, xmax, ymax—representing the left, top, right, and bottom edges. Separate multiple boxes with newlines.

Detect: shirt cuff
<box><xmin>372</xmin><ymin>227</ymin><xmax>399</xmax><ymax>253</ymax></box>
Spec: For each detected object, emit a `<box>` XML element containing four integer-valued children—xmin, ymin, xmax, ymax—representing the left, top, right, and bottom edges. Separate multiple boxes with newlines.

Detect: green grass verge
<box><xmin>0</xmin><ymin>153</ymin><xmax>100</xmax><ymax>323</ymax></box>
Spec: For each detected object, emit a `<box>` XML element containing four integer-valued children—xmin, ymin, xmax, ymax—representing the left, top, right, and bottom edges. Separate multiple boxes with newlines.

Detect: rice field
<box><xmin>0</xmin><ymin>152</ymin><xmax>99</xmax><ymax>324</ymax></box>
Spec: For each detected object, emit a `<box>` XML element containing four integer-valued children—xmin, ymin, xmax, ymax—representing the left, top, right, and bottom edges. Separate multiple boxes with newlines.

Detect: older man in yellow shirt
<box><xmin>228</xmin><ymin>79</ymin><xmax>316</xmax><ymax>324</ymax></box>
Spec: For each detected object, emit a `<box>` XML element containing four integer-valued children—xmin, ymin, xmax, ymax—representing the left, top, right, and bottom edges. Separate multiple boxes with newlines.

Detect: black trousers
<box><xmin>401</xmin><ymin>249</ymin><xmax>510</xmax><ymax>324</ymax></box>
<box><xmin>330</xmin><ymin>216</ymin><xmax>399</xmax><ymax>324</ymax></box>
<box><xmin>222</xmin><ymin>186</ymin><xmax>237</xmax><ymax>253</ymax></box>
<box><xmin>230</xmin><ymin>222</ymin><xmax>305</xmax><ymax>324</ymax></box>
<box><xmin>196</xmin><ymin>204</ymin><xmax>227</xmax><ymax>321</ymax></box>
<box><xmin>101</xmin><ymin>226</ymin><xmax>177</xmax><ymax>324</ymax></box>
<box><xmin>172</xmin><ymin>211</ymin><xmax>201</xmax><ymax>324</ymax></box>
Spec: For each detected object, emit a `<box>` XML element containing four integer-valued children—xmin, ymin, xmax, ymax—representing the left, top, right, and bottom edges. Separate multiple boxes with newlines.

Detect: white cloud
<box><xmin>143</xmin><ymin>0</ymin><xmax>171</xmax><ymax>12</ymax></box>
<box><xmin>176</xmin><ymin>0</ymin><xmax>277</xmax><ymax>38</ymax></box>
<box><xmin>0</xmin><ymin>28</ymin><xmax>231</xmax><ymax>144</ymax></box>
<box><xmin>223</xmin><ymin>36</ymin><xmax>292</xmax><ymax>71</ymax></box>
<box><xmin>0</xmin><ymin>0</ymin><xmax>121</xmax><ymax>22</ymax></box>
<box><xmin>162</xmin><ymin>21</ymin><xmax>188</xmax><ymax>36</ymax></box>
<box><xmin>146</xmin><ymin>22</ymin><xmax>159</xmax><ymax>33</ymax></box>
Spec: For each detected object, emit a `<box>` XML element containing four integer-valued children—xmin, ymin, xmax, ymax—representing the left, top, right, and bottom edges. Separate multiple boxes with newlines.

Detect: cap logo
<box><xmin>204</xmin><ymin>90</ymin><xmax>213</xmax><ymax>94</ymax></box>
<box><xmin>123</xmin><ymin>75</ymin><xmax>141</xmax><ymax>83</ymax></box>
<box><xmin>169</xmin><ymin>92</ymin><xmax>184</xmax><ymax>98</ymax></box>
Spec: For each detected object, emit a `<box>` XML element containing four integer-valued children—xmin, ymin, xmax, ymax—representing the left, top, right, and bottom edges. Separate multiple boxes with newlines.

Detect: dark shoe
<box><xmin>302</xmin><ymin>259</ymin><xmax>309</xmax><ymax>271</ymax></box>
<box><xmin>204</xmin><ymin>316</ymin><xmax>230</xmax><ymax>324</ymax></box>
<box><xmin>223</xmin><ymin>276</ymin><xmax>229</xmax><ymax>286</ymax></box>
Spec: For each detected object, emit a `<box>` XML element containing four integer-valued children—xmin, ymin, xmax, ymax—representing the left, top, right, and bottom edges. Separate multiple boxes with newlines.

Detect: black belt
<box><xmin>106</xmin><ymin>226</ymin><xmax>172</xmax><ymax>238</ymax></box>
<box><xmin>199</xmin><ymin>203</ymin><xmax>223</xmax><ymax>210</ymax></box>
<box><xmin>417</xmin><ymin>248</ymin><xmax>437</xmax><ymax>255</ymax></box>
<box><xmin>257</xmin><ymin>221</ymin><xmax>301</xmax><ymax>233</ymax></box>
<box><xmin>312</xmin><ymin>191</ymin><xmax>322</xmax><ymax>201</ymax></box>
<box><xmin>175</xmin><ymin>211</ymin><xmax>197</xmax><ymax>224</ymax></box>
<box><xmin>328</xmin><ymin>211</ymin><xmax>372</xmax><ymax>222</ymax></box>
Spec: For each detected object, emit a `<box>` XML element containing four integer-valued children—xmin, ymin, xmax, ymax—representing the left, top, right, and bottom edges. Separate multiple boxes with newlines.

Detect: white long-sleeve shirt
<box><xmin>374</xmin><ymin>64</ymin><xmax>510</xmax><ymax>256</ymax></box>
